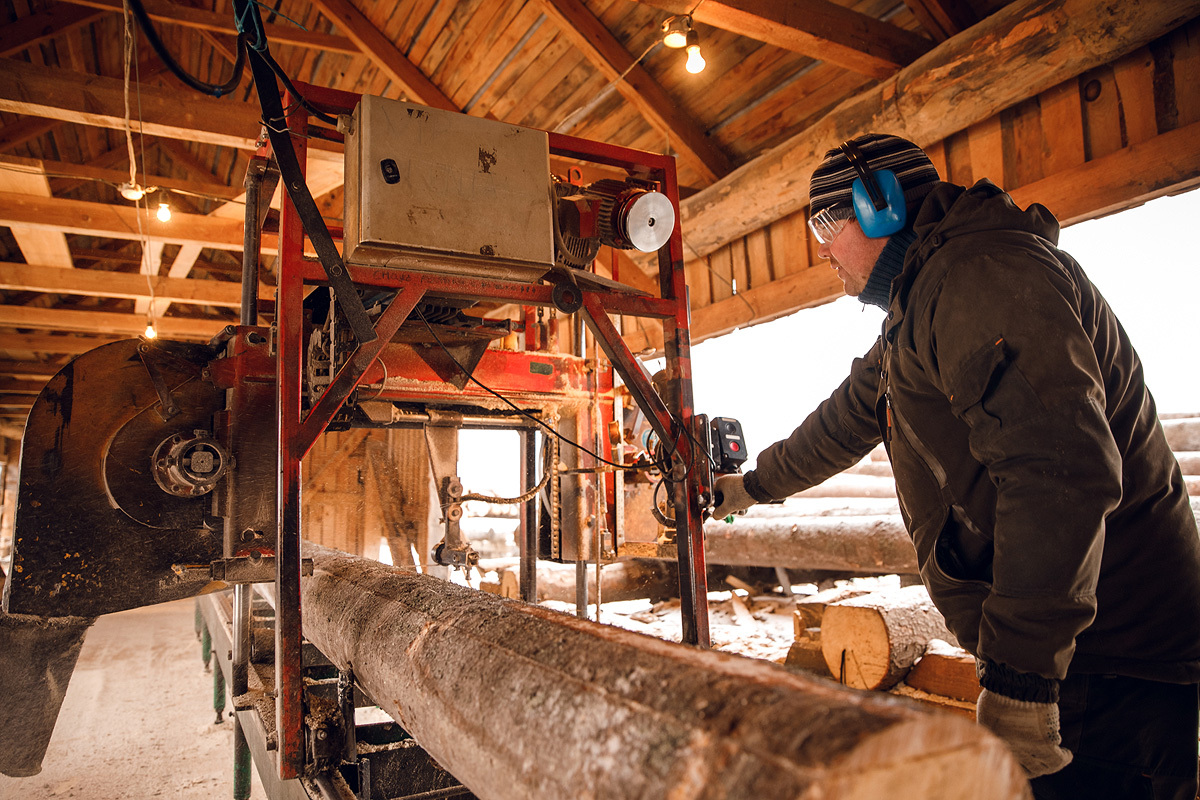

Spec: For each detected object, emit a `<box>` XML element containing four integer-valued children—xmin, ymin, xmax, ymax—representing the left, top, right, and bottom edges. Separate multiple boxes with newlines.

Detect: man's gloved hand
<box><xmin>976</xmin><ymin>688</ymin><xmax>1072</xmax><ymax>778</ymax></box>
<box><xmin>711</xmin><ymin>474</ymin><xmax>756</xmax><ymax>520</ymax></box>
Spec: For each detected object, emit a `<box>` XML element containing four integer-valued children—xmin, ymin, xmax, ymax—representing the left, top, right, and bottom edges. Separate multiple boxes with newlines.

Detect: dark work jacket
<box><xmin>746</xmin><ymin>180</ymin><xmax>1200</xmax><ymax>683</ymax></box>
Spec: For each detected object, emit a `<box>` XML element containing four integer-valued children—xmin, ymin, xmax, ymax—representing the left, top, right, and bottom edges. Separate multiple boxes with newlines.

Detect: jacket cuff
<box><xmin>977</xmin><ymin>659</ymin><xmax>1059</xmax><ymax>704</ymax></box>
<box><xmin>742</xmin><ymin>471</ymin><xmax>776</xmax><ymax>503</ymax></box>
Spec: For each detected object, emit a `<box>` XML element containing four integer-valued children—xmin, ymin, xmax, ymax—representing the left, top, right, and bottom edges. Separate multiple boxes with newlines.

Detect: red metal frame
<box><xmin>265</xmin><ymin>84</ymin><xmax>710</xmax><ymax>779</ymax></box>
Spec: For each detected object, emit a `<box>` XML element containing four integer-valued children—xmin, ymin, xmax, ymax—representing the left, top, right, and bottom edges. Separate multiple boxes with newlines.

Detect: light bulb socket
<box><xmin>685</xmin><ymin>29</ymin><xmax>700</xmax><ymax>52</ymax></box>
<box><xmin>119</xmin><ymin>182</ymin><xmax>146</xmax><ymax>201</ymax></box>
<box><xmin>661</xmin><ymin>15</ymin><xmax>691</xmax><ymax>48</ymax></box>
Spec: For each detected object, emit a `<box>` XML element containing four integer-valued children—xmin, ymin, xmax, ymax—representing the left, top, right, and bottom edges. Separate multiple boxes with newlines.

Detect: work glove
<box><xmin>976</xmin><ymin>688</ymin><xmax>1072</xmax><ymax>778</ymax></box>
<box><xmin>711</xmin><ymin>474</ymin><xmax>756</xmax><ymax>520</ymax></box>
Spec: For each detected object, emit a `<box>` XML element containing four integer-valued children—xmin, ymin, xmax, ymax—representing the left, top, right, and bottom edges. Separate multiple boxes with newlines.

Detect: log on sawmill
<box><xmin>821</xmin><ymin>585</ymin><xmax>957</xmax><ymax>692</ymax></box>
<box><xmin>703</xmin><ymin>514</ymin><xmax>918</xmax><ymax>574</ymax></box>
<box><xmin>301</xmin><ymin>545</ymin><xmax>1029</xmax><ymax>799</ymax></box>
<box><xmin>1162</xmin><ymin>417</ymin><xmax>1200</xmax><ymax>451</ymax></box>
<box><xmin>481</xmin><ymin>558</ymin><xmax>678</xmax><ymax>604</ymax></box>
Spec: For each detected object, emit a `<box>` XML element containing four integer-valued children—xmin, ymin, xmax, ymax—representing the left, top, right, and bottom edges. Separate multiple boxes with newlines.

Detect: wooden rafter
<box><xmin>0</xmin><ymin>59</ymin><xmax>340</xmax><ymax>162</ymax></box>
<box><xmin>305</xmin><ymin>0</ymin><xmax>459</xmax><ymax>111</ymax></box>
<box><xmin>624</xmin><ymin>118</ymin><xmax>1200</xmax><ymax>354</ymax></box>
<box><xmin>62</xmin><ymin>0</ymin><xmax>360</xmax><ymax>55</ymax></box>
<box><xmin>28</xmin><ymin>157</ymin><xmax>242</xmax><ymax>201</ymax></box>
<box><xmin>631</xmin><ymin>0</ymin><xmax>931</xmax><ymax>78</ymax></box>
<box><xmin>0</xmin><ymin>304</ymin><xmax>227</xmax><ymax>339</ymax></box>
<box><xmin>0</xmin><ymin>192</ymin><xmax>265</xmax><ymax>253</ymax></box>
<box><xmin>534</xmin><ymin>0</ymin><xmax>732</xmax><ymax>184</ymax></box>
<box><xmin>901</xmin><ymin>0</ymin><xmax>978</xmax><ymax>41</ymax></box>
<box><xmin>0</xmin><ymin>117</ymin><xmax>62</xmax><ymax>153</ymax></box>
<box><xmin>0</xmin><ymin>261</ymin><xmax>264</xmax><ymax>308</ymax></box>
<box><xmin>0</xmin><ymin>5</ymin><xmax>106</xmax><ymax>58</ymax></box>
<box><xmin>0</xmin><ymin>333</ymin><xmax>124</xmax><ymax>355</ymax></box>
<box><xmin>673</xmin><ymin>0</ymin><xmax>1200</xmax><ymax>262</ymax></box>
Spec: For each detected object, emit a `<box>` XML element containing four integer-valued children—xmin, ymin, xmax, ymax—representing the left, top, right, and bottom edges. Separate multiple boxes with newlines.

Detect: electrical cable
<box><xmin>413</xmin><ymin>306</ymin><xmax>661</xmax><ymax>474</ymax></box>
<box><xmin>460</xmin><ymin>442</ymin><xmax>553</xmax><ymax>505</ymax></box>
<box><xmin>123</xmin><ymin>0</ymin><xmax>247</xmax><ymax>97</ymax></box>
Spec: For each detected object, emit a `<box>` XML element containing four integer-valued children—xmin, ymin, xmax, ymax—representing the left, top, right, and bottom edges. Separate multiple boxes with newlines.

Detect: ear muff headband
<box><xmin>839</xmin><ymin>140</ymin><xmax>906</xmax><ymax>239</ymax></box>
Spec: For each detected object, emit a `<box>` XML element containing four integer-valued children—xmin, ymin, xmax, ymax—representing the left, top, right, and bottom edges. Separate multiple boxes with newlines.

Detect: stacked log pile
<box><xmin>705</xmin><ymin>416</ymin><xmax>1200</xmax><ymax>575</ymax></box>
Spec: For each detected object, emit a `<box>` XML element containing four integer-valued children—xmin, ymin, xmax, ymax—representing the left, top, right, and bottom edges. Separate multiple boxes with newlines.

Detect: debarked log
<box><xmin>301</xmin><ymin>544</ymin><xmax>1029</xmax><ymax>800</ymax></box>
<box><xmin>703</xmin><ymin>515</ymin><xmax>919</xmax><ymax>574</ymax></box>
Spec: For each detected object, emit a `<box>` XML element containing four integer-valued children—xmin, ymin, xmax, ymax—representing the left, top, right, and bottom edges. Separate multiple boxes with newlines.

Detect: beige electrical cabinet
<box><xmin>343</xmin><ymin>95</ymin><xmax>555</xmax><ymax>282</ymax></box>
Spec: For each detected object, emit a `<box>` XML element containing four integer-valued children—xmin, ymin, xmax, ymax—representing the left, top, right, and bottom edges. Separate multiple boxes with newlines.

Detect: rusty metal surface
<box><xmin>5</xmin><ymin>339</ymin><xmax>225</xmax><ymax>619</ymax></box>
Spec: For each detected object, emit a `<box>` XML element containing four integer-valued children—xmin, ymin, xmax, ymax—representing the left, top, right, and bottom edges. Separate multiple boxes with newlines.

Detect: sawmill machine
<box><xmin>0</xmin><ymin>82</ymin><xmax>727</xmax><ymax>795</ymax></box>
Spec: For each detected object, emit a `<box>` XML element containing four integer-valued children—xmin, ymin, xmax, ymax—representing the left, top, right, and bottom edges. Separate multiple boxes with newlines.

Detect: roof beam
<box><xmin>0</xmin><ymin>59</ymin><xmax>340</xmax><ymax>161</ymax></box>
<box><xmin>632</xmin><ymin>0</ymin><xmax>931</xmax><ymax>78</ymax></box>
<box><xmin>305</xmin><ymin>0</ymin><xmax>459</xmax><ymax>111</ymax></box>
<box><xmin>673</xmin><ymin>0</ymin><xmax>1200</xmax><ymax>262</ymax></box>
<box><xmin>534</xmin><ymin>0</ymin><xmax>732</xmax><ymax>184</ymax></box>
<box><xmin>0</xmin><ymin>333</ymin><xmax>123</xmax><ymax>355</ymax></box>
<box><xmin>0</xmin><ymin>191</ymin><xmax>268</xmax><ymax>253</ymax></box>
<box><xmin>624</xmin><ymin>118</ymin><xmax>1200</xmax><ymax>355</ymax></box>
<box><xmin>4</xmin><ymin>159</ymin><xmax>73</xmax><ymax>269</ymax></box>
<box><xmin>0</xmin><ymin>304</ymin><xmax>227</xmax><ymax>339</ymax></box>
<box><xmin>0</xmin><ymin>261</ymin><xmax>267</xmax><ymax>308</ymax></box>
<box><xmin>0</xmin><ymin>5</ymin><xmax>106</xmax><ymax>58</ymax></box>
<box><xmin>900</xmin><ymin>0</ymin><xmax>978</xmax><ymax>42</ymax></box>
<box><xmin>62</xmin><ymin>0</ymin><xmax>360</xmax><ymax>55</ymax></box>
<box><xmin>0</xmin><ymin>116</ymin><xmax>62</xmax><ymax>153</ymax></box>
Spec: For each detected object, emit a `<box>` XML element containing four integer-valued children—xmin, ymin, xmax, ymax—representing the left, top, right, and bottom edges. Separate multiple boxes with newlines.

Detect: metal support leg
<box><xmin>519</xmin><ymin>430</ymin><xmax>538</xmax><ymax>603</ymax></box>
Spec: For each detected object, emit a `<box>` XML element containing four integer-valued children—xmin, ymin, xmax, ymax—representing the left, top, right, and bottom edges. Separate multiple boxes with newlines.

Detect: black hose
<box><xmin>124</xmin><ymin>0</ymin><xmax>247</xmax><ymax>97</ymax></box>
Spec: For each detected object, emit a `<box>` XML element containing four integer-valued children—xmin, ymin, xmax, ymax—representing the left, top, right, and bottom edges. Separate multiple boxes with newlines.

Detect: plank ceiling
<box><xmin>0</xmin><ymin>0</ymin><xmax>1198</xmax><ymax>437</ymax></box>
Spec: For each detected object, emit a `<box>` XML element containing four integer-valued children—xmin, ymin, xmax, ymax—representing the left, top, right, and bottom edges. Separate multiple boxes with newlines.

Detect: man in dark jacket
<box><xmin>712</xmin><ymin>133</ymin><xmax>1200</xmax><ymax>798</ymax></box>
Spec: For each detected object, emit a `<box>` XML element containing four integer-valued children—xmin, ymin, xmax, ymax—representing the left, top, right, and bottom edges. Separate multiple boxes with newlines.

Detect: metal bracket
<box><xmin>138</xmin><ymin>342</ymin><xmax>182</xmax><ymax>421</ymax></box>
<box><xmin>171</xmin><ymin>556</ymin><xmax>314</xmax><ymax>584</ymax></box>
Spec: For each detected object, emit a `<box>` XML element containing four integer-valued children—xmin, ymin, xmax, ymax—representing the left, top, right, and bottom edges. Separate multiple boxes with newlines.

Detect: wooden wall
<box><xmin>625</xmin><ymin>18</ymin><xmax>1200</xmax><ymax>351</ymax></box>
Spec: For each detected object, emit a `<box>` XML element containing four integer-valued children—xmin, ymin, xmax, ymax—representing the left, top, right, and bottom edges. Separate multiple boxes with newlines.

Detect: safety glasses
<box><xmin>807</xmin><ymin>207</ymin><xmax>853</xmax><ymax>245</ymax></box>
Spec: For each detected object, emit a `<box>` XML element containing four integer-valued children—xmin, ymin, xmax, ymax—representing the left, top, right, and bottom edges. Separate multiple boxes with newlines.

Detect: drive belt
<box><xmin>247</xmin><ymin>49</ymin><xmax>377</xmax><ymax>345</ymax></box>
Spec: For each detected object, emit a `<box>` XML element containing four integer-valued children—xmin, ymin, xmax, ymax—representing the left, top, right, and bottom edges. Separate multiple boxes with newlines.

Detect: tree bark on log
<box><xmin>482</xmin><ymin>559</ymin><xmax>678</xmax><ymax>603</ymax></box>
<box><xmin>821</xmin><ymin>586</ymin><xmax>957</xmax><ymax>691</ymax></box>
<box><xmin>703</xmin><ymin>515</ymin><xmax>919</xmax><ymax>574</ymax></box>
<box><xmin>301</xmin><ymin>544</ymin><xmax>1029</xmax><ymax>800</ymax></box>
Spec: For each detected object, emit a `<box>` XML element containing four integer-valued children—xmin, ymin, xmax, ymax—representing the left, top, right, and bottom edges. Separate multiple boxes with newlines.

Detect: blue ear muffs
<box><xmin>840</xmin><ymin>140</ymin><xmax>907</xmax><ymax>239</ymax></box>
<box><xmin>851</xmin><ymin>169</ymin><xmax>906</xmax><ymax>238</ymax></box>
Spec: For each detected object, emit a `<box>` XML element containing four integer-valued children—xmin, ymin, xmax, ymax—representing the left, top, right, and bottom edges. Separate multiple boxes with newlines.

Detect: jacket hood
<box><xmin>913</xmin><ymin>179</ymin><xmax>1061</xmax><ymax>253</ymax></box>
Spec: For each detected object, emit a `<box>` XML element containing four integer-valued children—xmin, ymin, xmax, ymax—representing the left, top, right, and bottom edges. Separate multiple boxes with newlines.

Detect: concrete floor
<box><xmin>0</xmin><ymin>598</ymin><xmax>267</xmax><ymax>800</ymax></box>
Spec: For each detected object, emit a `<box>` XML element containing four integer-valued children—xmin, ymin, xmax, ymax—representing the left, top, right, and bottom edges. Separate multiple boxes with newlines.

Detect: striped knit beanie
<box><xmin>809</xmin><ymin>133</ymin><xmax>940</xmax><ymax>220</ymax></box>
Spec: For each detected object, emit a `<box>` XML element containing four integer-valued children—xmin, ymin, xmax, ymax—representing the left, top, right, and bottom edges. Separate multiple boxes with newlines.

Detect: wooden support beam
<box><xmin>1008</xmin><ymin>119</ymin><xmax>1200</xmax><ymax>224</ymax></box>
<box><xmin>0</xmin><ymin>192</ymin><xmax>273</xmax><ymax>253</ymax></box>
<box><xmin>0</xmin><ymin>304</ymin><xmax>227</xmax><ymax>339</ymax></box>
<box><xmin>3</xmin><ymin>154</ymin><xmax>241</xmax><ymax>201</ymax></box>
<box><xmin>625</xmin><ymin>103</ymin><xmax>1200</xmax><ymax>355</ymax></box>
<box><xmin>3</xmin><ymin>158</ymin><xmax>73</xmax><ymax>269</ymax></box>
<box><xmin>302</xmin><ymin>544</ymin><xmax>1028</xmax><ymax>799</ymax></box>
<box><xmin>0</xmin><ymin>334</ymin><xmax>123</xmax><ymax>355</ymax></box>
<box><xmin>62</xmin><ymin>0</ymin><xmax>360</xmax><ymax>55</ymax></box>
<box><xmin>0</xmin><ymin>360</ymin><xmax>62</xmax><ymax>379</ymax></box>
<box><xmin>0</xmin><ymin>117</ymin><xmax>61</xmax><ymax>153</ymax></box>
<box><xmin>632</xmin><ymin>0</ymin><xmax>931</xmax><ymax>78</ymax></box>
<box><xmin>674</xmin><ymin>0</ymin><xmax>1200</xmax><ymax>262</ymax></box>
<box><xmin>0</xmin><ymin>59</ymin><xmax>340</xmax><ymax>161</ymax></box>
<box><xmin>0</xmin><ymin>6</ymin><xmax>106</xmax><ymax>58</ymax></box>
<box><xmin>0</xmin><ymin>261</ymin><xmax>266</xmax><ymax>308</ymax></box>
<box><xmin>535</xmin><ymin>0</ymin><xmax>732</xmax><ymax>184</ymax></box>
<box><xmin>305</xmin><ymin>0</ymin><xmax>459</xmax><ymax>111</ymax></box>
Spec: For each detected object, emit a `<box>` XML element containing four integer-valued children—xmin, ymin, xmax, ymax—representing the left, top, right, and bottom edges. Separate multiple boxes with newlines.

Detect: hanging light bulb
<box><xmin>685</xmin><ymin>30</ymin><xmax>706</xmax><ymax>74</ymax></box>
<box><xmin>156</xmin><ymin>197</ymin><xmax>172</xmax><ymax>222</ymax></box>
<box><xmin>661</xmin><ymin>15</ymin><xmax>691</xmax><ymax>49</ymax></box>
<box><xmin>144</xmin><ymin>317</ymin><xmax>158</xmax><ymax>339</ymax></box>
